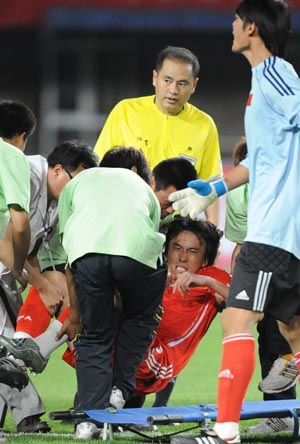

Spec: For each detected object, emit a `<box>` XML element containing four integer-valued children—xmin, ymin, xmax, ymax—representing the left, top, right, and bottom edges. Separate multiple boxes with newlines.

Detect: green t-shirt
<box><xmin>58</xmin><ymin>167</ymin><xmax>165</xmax><ymax>268</ymax></box>
<box><xmin>0</xmin><ymin>137</ymin><xmax>30</xmax><ymax>218</ymax></box>
<box><xmin>225</xmin><ymin>183</ymin><xmax>248</xmax><ymax>244</ymax></box>
<box><xmin>38</xmin><ymin>225</ymin><xmax>67</xmax><ymax>271</ymax></box>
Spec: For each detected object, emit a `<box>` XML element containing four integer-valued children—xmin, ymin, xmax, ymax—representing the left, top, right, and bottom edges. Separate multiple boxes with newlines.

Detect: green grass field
<box><xmin>2</xmin><ymin>318</ymin><xmax>298</xmax><ymax>443</ymax></box>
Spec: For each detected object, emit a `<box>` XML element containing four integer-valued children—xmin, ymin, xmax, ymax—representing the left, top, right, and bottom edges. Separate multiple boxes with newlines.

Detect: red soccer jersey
<box><xmin>134</xmin><ymin>265</ymin><xmax>231</xmax><ymax>395</ymax></box>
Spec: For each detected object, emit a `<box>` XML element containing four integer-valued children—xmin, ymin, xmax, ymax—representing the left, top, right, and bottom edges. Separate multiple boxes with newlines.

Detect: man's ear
<box><xmin>247</xmin><ymin>21</ymin><xmax>257</xmax><ymax>37</ymax></box>
<box><xmin>191</xmin><ymin>77</ymin><xmax>199</xmax><ymax>94</ymax></box>
<box><xmin>152</xmin><ymin>69</ymin><xmax>158</xmax><ymax>88</ymax></box>
<box><xmin>150</xmin><ymin>174</ymin><xmax>156</xmax><ymax>191</ymax></box>
<box><xmin>131</xmin><ymin>165</ymin><xmax>138</xmax><ymax>173</ymax></box>
<box><xmin>53</xmin><ymin>164</ymin><xmax>64</xmax><ymax>176</ymax></box>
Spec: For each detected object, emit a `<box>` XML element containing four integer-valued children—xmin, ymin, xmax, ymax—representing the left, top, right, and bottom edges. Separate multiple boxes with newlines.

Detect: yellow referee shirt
<box><xmin>94</xmin><ymin>95</ymin><xmax>222</xmax><ymax>180</ymax></box>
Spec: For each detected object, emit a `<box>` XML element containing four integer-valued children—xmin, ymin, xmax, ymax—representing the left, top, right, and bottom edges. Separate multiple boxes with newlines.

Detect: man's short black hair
<box><xmin>156</xmin><ymin>46</ymin><xmax>200</xmax><ymax>78</ymax></box>
<box><xmin>165</xmin><ymin>216</ymin><xmax>222</xmax><ymax>266</ymax></box>
<box><xmin>99</xmin><ymin>146</ymin><xmax>152</xmax><ymax>185</ymax></box>
<box><xmin>0</xmin><ymin>99</ymin><xmax>36</xmax><ymax>140</ymax></box>
<box><xmin>47</xmin><ymin>140</ymin><xmax>99</xmax><ymax>171</ymax></box>
<box><xmin>236</xmin><ymin>0</ymin><xmax>291</xmax><ymax>57</ymax></box>
<box><xmin>153</xmin><ymin>157</ymin><xmax>197</xmax><ymax>192</ymax></box>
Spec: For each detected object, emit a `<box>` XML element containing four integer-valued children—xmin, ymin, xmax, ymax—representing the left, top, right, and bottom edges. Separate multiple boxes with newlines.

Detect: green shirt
<box><xmin>58</xmin><ymin>167</ymin><xmax>165</xmax><ymax>268</ymax></box>
<box><xmin>0</xmin><ymin>137</ymin><xmax>30</xmax><ymax>230</ymax></box>
<box><xmin>225</xmin><ymin>183</ymin><xmax>248</xmax><ymax>244</ymax></box>
<box><xmin>38</xmin><ymin>225</ymin><xmax>67</xmax><ymax>271</ymax></box>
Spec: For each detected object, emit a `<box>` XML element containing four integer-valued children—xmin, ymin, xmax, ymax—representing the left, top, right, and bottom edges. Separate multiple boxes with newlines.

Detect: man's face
<box><xmin>155</xmin><ymin>185</ymin><xmax>177</xmax><ymax>218</ymax></box>
<box><xmin>232</xmin><ymin>14</ymin><xmax>251</xmax><ymax>54</ymax></box>
<box><xmin>48</xmin><ymin>165</ymin><xmax>85</xmax><ymax>200</ymax></box>
<box><xmin>152</xmin><ymin>58</ymin><xmax>198</xmax><ymax>116</ymax></box>
<box><xmin>167</xmin><ymin>230</ymin><xmax>207</xmax><ymax>279</ymax></box>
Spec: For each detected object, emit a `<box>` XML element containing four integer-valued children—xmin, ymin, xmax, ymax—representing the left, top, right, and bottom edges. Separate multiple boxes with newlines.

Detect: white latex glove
<box><xmin>169</xmin><ymin>179</ymin><xmax>227</xmax><ymax>220</ymax></box>
<box><xmin>169</xmin><ymin>187</ymin><xmax>217</xmax><ymax>220</ymax></box>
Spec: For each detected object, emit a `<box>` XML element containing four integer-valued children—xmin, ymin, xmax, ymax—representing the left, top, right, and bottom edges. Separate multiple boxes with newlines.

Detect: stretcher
<box><xmin>50</xmin><ymin>399</ymin><xmax>300</xmax><ymax>442</ymax></box>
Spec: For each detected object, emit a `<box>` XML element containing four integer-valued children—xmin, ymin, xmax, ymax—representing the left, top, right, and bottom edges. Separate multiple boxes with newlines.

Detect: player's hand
<box><xmin>39</xmin><ymin>284</ymin><xmax>64</xmax><ymax>316</ymax></box>
<box><xmin>15</xmin><ymin>269</ymin><xmax>29</xmax><ymax>292</ymax></box>
<box><xmin>172</xmin><ymin>271</ymin><xmax>207</xmax><ymax>297</ymax></box>
<box><xmin>56</xmin><ymin>315</ymin><xmax>82</xmax><ymax>342</ymax></box>
<box><xmin>169</xmin><ymin>186</ymin><xmax>216</xmax><ymax>220</ymax></box>
<box><xmin>169</xmin><ymin>179</ymin><xmax>227</xmax><ymax>220</ymax></box>
<box><xmin>166</xmin><ymin>272</ymin><xmax>176</xmax><ymax>287</ymax></box>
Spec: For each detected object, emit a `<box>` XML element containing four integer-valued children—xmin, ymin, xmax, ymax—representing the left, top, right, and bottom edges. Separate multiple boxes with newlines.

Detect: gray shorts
<box><xmin>227</xmin><ymin>242</ymin><xmax>300</xmax><ymax>324</ymax></box>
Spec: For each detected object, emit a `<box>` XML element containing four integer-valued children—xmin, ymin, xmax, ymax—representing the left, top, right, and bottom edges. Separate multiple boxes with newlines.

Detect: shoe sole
<box><xmin>258</xmin><ymin>378</ymin><xmax>297</xmax><ymax>394</ymax></box>
<box><xmin>0</xmin><ymin>340</ymin><xmax>46</xmax><ymax>373</ymax></box>
<box><xmin>0</xmin><ymin>367</ymin><xmax>28</xmax><ymax>391</ymax></box>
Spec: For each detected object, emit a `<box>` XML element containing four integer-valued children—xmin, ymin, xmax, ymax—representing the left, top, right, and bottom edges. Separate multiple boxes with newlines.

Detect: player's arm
<box><xmin>172</xmin><ymin>271</ymin><xmax>229</xmax><ymax>302</ymax></box>
<box><xmin>9</xmin><ymin>205</ymin><xmax>30</xmax><ymax>276</ymax></box>
<box><xmin>204</xmin><ymin>200</ymin><xmax>219</xmax><ymax>226</ymax></box>
<box><xmin>199</xmin><ymin>120</ymin><xmax>222</xmax><ymax>225</ymax></box>
<box><xmin>25</xmin><ymin>255</ymin><xmax>64</xmax><ymax>316</ymax></box>
<box><xmin>94</xmin><ymin>104</ymin><xmax>121</xmax><ymax>160</ymax></box>
<box><xmin>231</xmin><ymin>243</ymin><xmax>242</xmax><ymax>273</ymax></box>
<box><xmin>56</xmin><ymin>266</ymin><xmax>82</xmax><ymax>341</ymax></box>
<box><xmin>0</xmin><ymin>206</ymin><xmax>30</xmax><ymax>280</ymax></box>
<box><xmin>169</xmin><ymin>164</ymin><xmax>249</xmax><ymax>220</ymax></box>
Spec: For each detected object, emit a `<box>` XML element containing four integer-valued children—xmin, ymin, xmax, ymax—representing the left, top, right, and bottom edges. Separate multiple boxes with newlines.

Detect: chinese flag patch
<box><xmin>246</xmin><ymin>93</ymin><xmax>253</xmax><ymax>106</ymax></box>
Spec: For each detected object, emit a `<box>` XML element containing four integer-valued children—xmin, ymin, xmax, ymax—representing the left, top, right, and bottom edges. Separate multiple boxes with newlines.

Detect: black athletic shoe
<box><xmin>17</xmin><ymin>415</ymin><xmax>51</xmax><ymax>433</ymax></box>
<box><xmin>0</xmin><ymin>356</ymin><xmax>28</xmax><ymax>391</ymax></box>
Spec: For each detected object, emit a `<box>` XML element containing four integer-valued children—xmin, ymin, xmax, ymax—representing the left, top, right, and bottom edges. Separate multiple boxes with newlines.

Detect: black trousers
<box><xmin>257</xmin><ymin>314</ymin><xmax>296</xmax><ymax>401</ymax></box>
<box><xmin>71</xmin><ymin>253</ymin><xmax>167</xmax><ymax>410</ymax></box>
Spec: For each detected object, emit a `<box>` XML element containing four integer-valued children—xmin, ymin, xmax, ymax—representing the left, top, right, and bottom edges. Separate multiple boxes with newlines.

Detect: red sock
<box><xmin>57</xmin><ymin>306</ymin><xmax>70</xmax><ymax>323</ymax></box>
<box><xmin>217</xmin><ymin>334</ymin><xmax>256</xmax><ymax>423</ymax></box>
<box><xmin>62</xmin><ymin>347</ymin><xmax>76</xmax><ymax>368</ymax></box>
<box><xmin>16</xmin><ymin>286</ymin><xmax>51</xmax><ymax>337</ymax></box>
<box><xmin>59</xmin><ymin>306</ymin><xmax>75</xmax><ymax>367</ymax></box>
<box><xmin>294</xmin><ymin>352</ymin><xmax>300</xmax><ymax>381</ymax></box>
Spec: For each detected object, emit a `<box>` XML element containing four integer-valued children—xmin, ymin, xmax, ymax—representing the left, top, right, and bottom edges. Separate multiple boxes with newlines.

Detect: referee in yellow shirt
<box><xmin>94</xmin><ymin>46</ymin><xmax>222</xmax><ymax>226</ymax></box>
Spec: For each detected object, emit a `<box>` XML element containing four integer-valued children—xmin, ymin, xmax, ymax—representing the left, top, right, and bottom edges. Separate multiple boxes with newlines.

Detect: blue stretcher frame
<box><xmin>84</xmin><ymin>400</ymin><xmax>300</xmax><ymax>441</ymax></box>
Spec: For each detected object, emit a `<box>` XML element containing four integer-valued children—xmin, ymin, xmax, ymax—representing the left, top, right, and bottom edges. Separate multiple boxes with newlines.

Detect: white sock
<box><xmin>34</xmin><ymin>319</ymin><xmax>68</xmax><ymax>358</ymax></box>
<box><xmin>214</xmin><ymin>422</ymin><xmax>240</xmax><ymax>441</ymax></box>
<box><xmin>14</xmin><ymin>332</ymin><xmax>33</xmax><ymax>339</ymax></box>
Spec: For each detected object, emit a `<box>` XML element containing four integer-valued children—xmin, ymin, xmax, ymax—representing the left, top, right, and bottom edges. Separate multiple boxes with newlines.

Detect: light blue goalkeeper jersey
<box><xmin>242</xmin><ymin>56</ymin><xmax>300</xmax><ymax>258</ymax></box>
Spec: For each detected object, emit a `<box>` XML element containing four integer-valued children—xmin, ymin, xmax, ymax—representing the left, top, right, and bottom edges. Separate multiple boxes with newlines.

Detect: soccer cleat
<box><xmin>258</xmin><ymin>356</ymin><xmax>298</xmax><ymax>394</ymax></box>
<box><xmin>17</xmin><ymin>415</ymin><xmax>51</xmax><ymax>433</ymax></box>
<box><xmin>0</xmin><ymin>356</ymin><xmax>29</xmax><ymax>391</ymax></box>
<box><xmin>75</xmin><ymin>422</ymin><xmax>102</xmax><ymax>439</ymax></box>
<box><xmin>109</xmin><ymin>386</ymin><xmax>126</xmax><ymax>409</ymax></box>
<box><xmin>0</xmin><ymin>336</ymin><xmax>48</xmax><ymax>374</ymax></box>
<box><xmin>170</xmin><ymin>428</ymin><xmax>240</xmax><ymax>444</ymax></box>
<box><xmin>245</xmin><ymin>417</ymin><xmax>295</xmax><ymax>434</ymax></box>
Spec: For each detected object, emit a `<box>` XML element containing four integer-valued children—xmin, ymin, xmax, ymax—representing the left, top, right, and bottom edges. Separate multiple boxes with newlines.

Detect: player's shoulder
<box><xmin>0</xmin><ymin>137</ymin><xmax>26</xmax><ymax>160</ymax></box>
<box><xmin>114</xmin><ymin>95</ymin><xmax>154</xmax><ymax>111</ymax></box>
<box><xmin>184</xmin><ymin>102</ymin><xmax>216</xmax><ymax>125</ymax></box>
<box><xmin>27</xmin><ymin>155</ymin><xmax>46</xmax><ymax>172</ymax></box>
<box><xmin>255</xmin><ymin>56</ymin><xmax>299</xmax><ymax>94</ymax></box>
<box><xmin>198</xmin><ymin>265</ymin><xmax>231</xmax><ymax>284</ymax></box>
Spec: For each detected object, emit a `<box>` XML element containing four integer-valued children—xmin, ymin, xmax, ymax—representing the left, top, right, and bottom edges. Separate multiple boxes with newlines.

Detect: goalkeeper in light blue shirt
<box><xmin>169</xmin><ymin>1</ymin><xmax>300</xmax><ymax>444</ymax></box>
